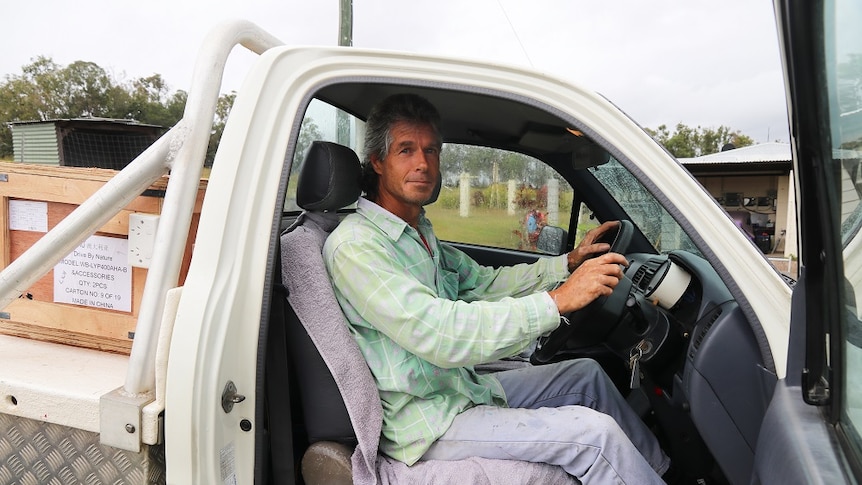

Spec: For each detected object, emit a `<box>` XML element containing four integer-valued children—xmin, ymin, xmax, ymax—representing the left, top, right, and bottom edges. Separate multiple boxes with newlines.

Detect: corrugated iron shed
<box><xmin>11</xmin><ymin>122</ymin><xmax>60</xmax><ymax>165</ymax></box>
<box><xmin>679</xmin><ymin>142</ymin><xmax>792</xmax><ymax>175</ymax></box>
<box><xmin>10</xmin><ymin>118</ymin><xmax>164</xmax><ymax>169</ymax></box>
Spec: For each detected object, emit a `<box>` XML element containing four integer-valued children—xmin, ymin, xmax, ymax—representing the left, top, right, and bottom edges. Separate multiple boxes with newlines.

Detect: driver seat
<box><xmin>280</xmin><ymin>141</ymin><xmax>364</xmax><ymax>484</ymax></box>
<box><xmin>279</xmin><ymin>141</ymin><xmax>575</xmax><ymax>484</ymax></box>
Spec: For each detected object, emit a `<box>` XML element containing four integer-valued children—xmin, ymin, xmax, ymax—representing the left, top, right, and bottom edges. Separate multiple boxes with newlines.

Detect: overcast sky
<box><xmin>5</xmin><ymin>0</ymin><xmax>789</xmax><ymax>143</ymax></box>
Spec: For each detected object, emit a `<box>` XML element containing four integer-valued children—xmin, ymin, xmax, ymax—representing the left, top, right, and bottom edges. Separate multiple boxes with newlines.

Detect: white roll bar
<box><xmin>0</xmin><ymin>20</ymin><xmax>283</xmax><ymax>395</ymax></box>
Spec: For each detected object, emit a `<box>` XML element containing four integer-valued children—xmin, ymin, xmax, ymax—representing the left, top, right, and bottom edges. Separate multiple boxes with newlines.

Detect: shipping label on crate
<box><xmin>9</xmin><ymin>199</ymin><xmax>48</xmax><ymax>232</ymax></box>
<box><xmin>53</xmin><ymin>235</ymin><xmax>132</xmax><ymax>312</ymax></box>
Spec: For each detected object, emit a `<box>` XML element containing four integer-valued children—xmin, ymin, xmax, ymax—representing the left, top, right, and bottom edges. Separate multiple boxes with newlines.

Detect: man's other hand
<box><xmin>566</xmin><ymin>220</ymin><xmax>621</xmax><ymax>272</ymax></box>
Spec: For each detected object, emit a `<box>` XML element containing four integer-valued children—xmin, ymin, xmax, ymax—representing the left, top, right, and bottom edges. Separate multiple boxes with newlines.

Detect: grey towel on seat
<box><xmin>281</xmin><ymin>211</ymin><xmax>575</xmax><ymax>485</ymax></box>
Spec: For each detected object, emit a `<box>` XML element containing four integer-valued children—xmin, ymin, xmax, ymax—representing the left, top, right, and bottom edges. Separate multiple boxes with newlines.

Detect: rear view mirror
<box><xmin>569</xmin><ymin>131</ymin><xmax>610</xmax><ymax>170</ymax></box>
<box><xmin>572</xmin><ymin>144</ymin><xmax>610</xmax><ymax>170</ymax></box>
<box><xmin>536</xmin><ymin>226</ymin><xmax>568</xmax><ymax>255</ymax></box>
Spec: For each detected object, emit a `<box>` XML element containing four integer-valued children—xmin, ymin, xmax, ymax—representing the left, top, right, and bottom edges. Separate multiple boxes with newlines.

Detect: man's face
<box><xmin>371</xmin><ymin>120</ymin><xmax>441</xmax><ymax>219</ymax></box>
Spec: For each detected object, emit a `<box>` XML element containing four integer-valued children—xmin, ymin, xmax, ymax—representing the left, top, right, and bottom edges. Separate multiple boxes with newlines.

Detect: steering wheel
<box><xmin>531</xmin><ymin>220</ymin><xmax>634</xmax><ymax>364</ymax></box>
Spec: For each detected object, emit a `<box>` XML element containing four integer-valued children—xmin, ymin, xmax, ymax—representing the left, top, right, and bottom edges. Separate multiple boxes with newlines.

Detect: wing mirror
<box><xmin>536</xmin><ymin>226</ymin><xmax>568</xmax><ymax>255</ymax></box>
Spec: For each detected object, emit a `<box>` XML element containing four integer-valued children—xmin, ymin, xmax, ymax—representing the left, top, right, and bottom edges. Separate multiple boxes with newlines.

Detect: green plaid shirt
<box><xmin>323</xmin><ymin>198</ymin><xmax>568</xmax><ymax>464</ymax></box>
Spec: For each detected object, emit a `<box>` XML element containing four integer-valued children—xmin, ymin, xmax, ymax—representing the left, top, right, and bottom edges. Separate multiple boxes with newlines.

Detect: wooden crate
<box><xmin>0</xmin><ymin>162</ymin><xmax>206</xmax><ymax>354</ymax></box>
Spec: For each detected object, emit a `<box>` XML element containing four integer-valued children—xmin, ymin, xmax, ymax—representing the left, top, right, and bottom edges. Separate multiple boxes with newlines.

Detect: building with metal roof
<box><xmin>679</xmin><ymin>142</ymin><xmax>796</xmax><ymax>259</ymax></box>
<box><xmin>10</xmin><ymin>118</ymin><xmax>164</xmax><ymax>170</ymax></box>
<box><xmin>680</xmin><ymin>142</ymin><xmax>791</xmax><ymax>166</ymax></box>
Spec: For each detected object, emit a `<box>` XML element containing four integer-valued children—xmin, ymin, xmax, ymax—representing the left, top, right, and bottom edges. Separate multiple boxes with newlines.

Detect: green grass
<box><xmin>424</xmin><ymin>205</ymin><xmax>524</xmax><ymax>249</ymax></box>
<box><xmin>424</xmin><ymin>204</ymin><xmax>602</xmax><ymax>251</ymax></box>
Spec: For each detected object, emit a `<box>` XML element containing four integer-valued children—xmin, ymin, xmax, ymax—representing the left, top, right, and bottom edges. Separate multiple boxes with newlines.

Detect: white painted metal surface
<box><xmin>0</xmin><ymin>334</ymin><xmax>127</xmax><ymax>432</ymax></box>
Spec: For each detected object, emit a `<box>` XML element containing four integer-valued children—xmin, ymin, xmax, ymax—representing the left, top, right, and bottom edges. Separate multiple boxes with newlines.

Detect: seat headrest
<box><xmin>425</xmin><ymin>174</ymin><xmax>442</xmax><ymax>206</ymax></box>
<box><xmin>296</xmin><ymin>141</ymin><xmax>362</xmax><ymax>211</ymax></box>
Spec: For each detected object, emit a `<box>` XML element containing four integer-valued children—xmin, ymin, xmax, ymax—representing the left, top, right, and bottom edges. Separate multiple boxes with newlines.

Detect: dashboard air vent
<box><xmin>631</xmin><ymin>257</ymin><xmax>663</xmax><ymax>291</ymax></box>
<box><xmin>689</xmin><ymin>307</ymin><xmax>723</xmax><ymax>359</ymax></box>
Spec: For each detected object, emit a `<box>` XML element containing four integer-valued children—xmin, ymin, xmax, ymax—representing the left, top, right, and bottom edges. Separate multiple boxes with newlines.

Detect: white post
<box><xmin>784</xmin><ymin>170</ymin><xmax>798</xmax><ymax>259</ymax></box>
<box><xmin>507</xmin><ymin>179</ymin><xmax>517</xmax><ymax>215</ymax></box>
<box><xmin>460</xmin><ymin>172</ymin><xmax>471</xmax><ymax>217</ymax></box>
<box><xmin>546</xmin><ymin>178</ymin><xmax>559</xmax><ymax>225</ymax></box>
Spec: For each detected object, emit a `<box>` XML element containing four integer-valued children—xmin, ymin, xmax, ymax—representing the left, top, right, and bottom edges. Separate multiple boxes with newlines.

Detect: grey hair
<box><xmin>360</xmin><ymin>93</ymin><xmax>441</xmax><ymax>201</ymax></box>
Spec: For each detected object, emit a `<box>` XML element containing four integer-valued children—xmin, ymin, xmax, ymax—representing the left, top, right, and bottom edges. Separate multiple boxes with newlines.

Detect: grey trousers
<box><xmin>420</xmin><ymin>359</ymin><xmax>670</xmax><ymax>484</ymax></box>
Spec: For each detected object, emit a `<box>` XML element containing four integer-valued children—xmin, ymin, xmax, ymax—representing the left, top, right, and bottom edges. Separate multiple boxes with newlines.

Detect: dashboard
<box><xmin>576</xmin><ymin>250</ymin><xmax>739</xmax><ymax>393</ymax></box>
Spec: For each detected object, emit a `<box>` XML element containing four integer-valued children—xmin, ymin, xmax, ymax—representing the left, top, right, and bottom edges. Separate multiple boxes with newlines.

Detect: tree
<box><xmin>125</xmin><ymin>74</ymin><xmax>187</xmax><ymax>127</ymax></box>
<box><xmin>0</xmin><ymin>57</ymin><xmax>189</xmax><ymax>159</ymax></box>
<box><xmin>58</xmin><ymin>60</ymin><xmax>119</xmax><ymax>118</ymax></box>
<box><xmin>3</xmin><ymin>57</ymin><xmax>120</xmax><ymax>120</ymax></box>
<box><xmin>645</xmin><ymin>123</ymin><xmax>754</xmax><ymax>158</ymax></box>
<box><xmin>0</xmin><ymin>57</ymin><xmax>252</xmax><ymax>164</ymax></box>
<box><xmin>0</xmin><ymin>57</ymin><xmax>67</xmax><ymax>156</ymax></box>
<box><xmin>0</xmin><ymin>75</ymin><xmax>41</xmax><ymax>156</ymax></box>
<box><xmin>292</xmin><ymin>117</ymin><xmax>324</xmax><ymax>171</ymax></box>
<box><xmin>205</xmin><ymin>91</ymin><xmax>236</xmax><ymax>166</ymax></box>
<box><xmin>439</xmin><ymin>143</ymin><xmax>566</xmax><ymax>190</ymax></box>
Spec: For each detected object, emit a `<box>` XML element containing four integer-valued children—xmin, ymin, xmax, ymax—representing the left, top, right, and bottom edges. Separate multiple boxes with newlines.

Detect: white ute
<box><xmin>2</xmin><ymin>5</ymin><xmax>860</xmax><ymax>483</ymax></box>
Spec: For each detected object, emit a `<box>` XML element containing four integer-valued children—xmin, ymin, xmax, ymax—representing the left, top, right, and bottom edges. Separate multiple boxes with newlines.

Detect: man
<box><xmin>323</xmin><ymin>93</ymin><xmax>670</xmax><ymax>483</ymax></box>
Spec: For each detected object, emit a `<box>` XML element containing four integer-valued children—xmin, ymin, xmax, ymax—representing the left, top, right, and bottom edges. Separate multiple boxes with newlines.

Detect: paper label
<box><xmin>9</xmin><ymin>200</ymin><xmax>48</xmax><ymax>232</ymax></box>
<box><xmin>54</xmin><ymin>235</ymin><xmax>132</xmax><ymax>312</ymax></box>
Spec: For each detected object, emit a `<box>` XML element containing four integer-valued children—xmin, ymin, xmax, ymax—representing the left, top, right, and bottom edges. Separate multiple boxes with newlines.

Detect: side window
<box><xmin>284</xmin><ymin>99</ymin><xmax>363</xmax><ymax>212</ymax></box>
<box><xmin>828</xmin><ymin>0</ymin><xmax>862</xmax><ymax>462</ymax></box>
<box><xmin>423</xmin><ymin>144</ymin><xmax>574</xmax><ymax>252</ymax></box>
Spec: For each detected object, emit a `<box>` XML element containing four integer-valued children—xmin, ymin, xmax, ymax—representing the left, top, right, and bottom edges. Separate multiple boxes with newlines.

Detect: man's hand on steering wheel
<box><xmin>533</xmin><ymin>220</ymin><xmax>634</xmax><ymax>364</ymax></box>
<box><xmin>566</xmin><ymin>220</ymin><xmax>621</xmax><ymax>272</ymax></box>
<box><xmin>549</xmin><ymin>252</ymin><xmax>628</xmax><ymax>314</ymax></box>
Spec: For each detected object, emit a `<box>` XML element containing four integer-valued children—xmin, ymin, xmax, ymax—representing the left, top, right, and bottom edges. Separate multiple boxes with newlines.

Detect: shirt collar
<box><xmin>356</xmin><ymin>197</ymin><xmax>432</xmax><ymax>241</ymax></box>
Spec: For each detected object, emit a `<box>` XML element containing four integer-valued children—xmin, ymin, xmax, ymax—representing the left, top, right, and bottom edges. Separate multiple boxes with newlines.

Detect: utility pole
<box><xmin>337</xmin><ymin>0</ymin><xmax>353</xmax><ymax>146</ymax></box>
<box><xmin>339</xmin><ymin>0</ymin><xmax>353</xmax><ymax>47</ymax></box>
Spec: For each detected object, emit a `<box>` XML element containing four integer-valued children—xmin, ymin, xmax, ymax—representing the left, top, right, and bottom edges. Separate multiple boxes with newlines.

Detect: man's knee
<box><xmin>576</xmin><ymin>408</ymin><xmax>632</xmax><ymax>448</ymax></box>
<box><xmin>554</xmin><ymin>358</ymin><xmax>607</xmax><ymax>382</ymax></box>
<box><xmin>589</xmin><ymin>408</ymin><xmax>622</xmax><ymax>432</ymax></box>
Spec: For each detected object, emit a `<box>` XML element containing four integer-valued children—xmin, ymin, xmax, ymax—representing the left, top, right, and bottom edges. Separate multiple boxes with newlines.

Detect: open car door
<box><xmin>754</xmin><ymin>0</ymin><xmax>862</xmax><ymax>483</ymax></box>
